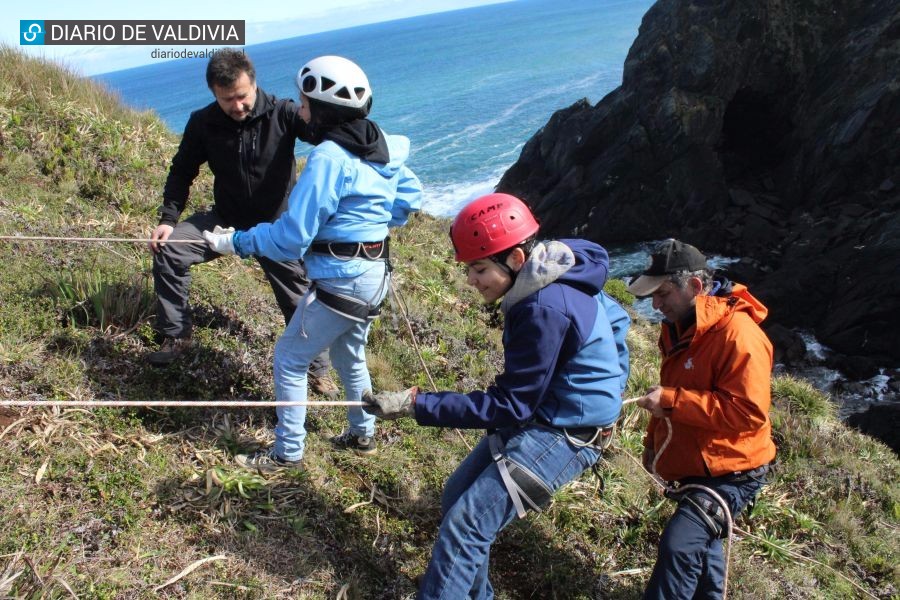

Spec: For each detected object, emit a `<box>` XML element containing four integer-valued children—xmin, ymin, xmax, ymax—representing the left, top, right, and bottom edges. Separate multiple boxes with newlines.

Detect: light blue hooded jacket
<box><xmin>234</xmin><ymin>133</ymin><xmax>422</xmax><ymax>278</ymax></box>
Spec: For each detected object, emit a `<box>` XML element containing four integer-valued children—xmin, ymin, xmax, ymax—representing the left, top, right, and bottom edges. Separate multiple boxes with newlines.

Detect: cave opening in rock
<box><xmin>719</xmin><ymin>88</ymin><xmax>793</xmax><ymax>179</ymax></box>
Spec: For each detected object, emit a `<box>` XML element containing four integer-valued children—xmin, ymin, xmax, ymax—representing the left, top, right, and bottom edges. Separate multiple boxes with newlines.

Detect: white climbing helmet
<box><xmin>295</xmin><ymin>55</ymin><xmax>372</xmax><ymax>110</ymax></box>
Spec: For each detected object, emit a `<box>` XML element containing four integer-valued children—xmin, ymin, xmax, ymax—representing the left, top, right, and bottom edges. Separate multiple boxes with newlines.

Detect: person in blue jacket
<box><xmin>363</xmin><ymin>193</ymin><xmax>629</xmax><ymax>599</ymax></box>
<box><xmin>204</xmin><ymin>55</ymin><xmax>422</xmax><ymax>469</ymax></box>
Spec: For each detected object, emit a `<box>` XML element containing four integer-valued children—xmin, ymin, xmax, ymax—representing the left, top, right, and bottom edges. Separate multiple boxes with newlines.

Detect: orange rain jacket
<box><xmin>645</xmin><ymin>282</ymin><xmax>777</xmax><ymax>482</ymax></box>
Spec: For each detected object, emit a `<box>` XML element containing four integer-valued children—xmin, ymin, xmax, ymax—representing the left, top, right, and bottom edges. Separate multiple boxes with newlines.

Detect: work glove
<box><xmin>202</xmin><ymin>226</ymin><xmax>236</xmax><ymax>255</ymax></box>
<box><xmin>362</xmin><ymin>387</ymin><xmax>417</xmax><ymax>420</ymax></box>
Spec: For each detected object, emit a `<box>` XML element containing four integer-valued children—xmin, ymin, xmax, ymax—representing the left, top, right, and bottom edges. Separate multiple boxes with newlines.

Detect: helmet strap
<box><xmin>490</xmin><ymin>245</ymin><xmax>528</xmax><ymax>291</ymax></box>
<box><xmin>491</xmin><ymin>238</ymin><xmax>534</xmax><ymax>278</ymax></box>
<box><xmin>491</xmin><ymin>256</ymin><xmax>515</xmax><ymax>278</ymax></box>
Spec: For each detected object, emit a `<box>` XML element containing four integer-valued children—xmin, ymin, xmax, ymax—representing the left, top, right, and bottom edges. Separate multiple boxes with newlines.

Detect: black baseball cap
<box><xmin>626</xmin><ymin>239</ymin><xmax>708</xmax><ymax>297</ymax></box>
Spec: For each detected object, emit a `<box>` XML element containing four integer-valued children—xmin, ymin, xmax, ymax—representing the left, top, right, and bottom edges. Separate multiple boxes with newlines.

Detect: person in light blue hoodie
<box><xmin>204</xmin><ymin>55</ymin><xmax>422</xmax><ymax>469</ymax></box>
<box><xmin>363</xmin><ymin>193</ymin><xmax>629</xmax><ymax>599</ymax></box>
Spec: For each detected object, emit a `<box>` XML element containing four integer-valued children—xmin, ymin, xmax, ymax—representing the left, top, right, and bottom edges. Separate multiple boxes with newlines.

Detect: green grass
<box><xmin>0</xmin><ymin>45</ymin><xmax>897</xmax><ymax>599</ymax></box>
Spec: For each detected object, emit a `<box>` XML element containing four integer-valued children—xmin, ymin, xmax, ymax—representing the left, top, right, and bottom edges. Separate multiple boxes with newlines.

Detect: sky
<box><xmin>4</xmin><ymin>0</ymin><xmax>512</xmax><ymax>75</ymax></box>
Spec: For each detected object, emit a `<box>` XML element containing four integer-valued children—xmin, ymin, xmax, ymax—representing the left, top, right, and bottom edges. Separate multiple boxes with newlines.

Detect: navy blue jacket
<box><xmin>414</xmin><ymin>239</ymin><xmax>628</xmax><ymax>429</ymax></box>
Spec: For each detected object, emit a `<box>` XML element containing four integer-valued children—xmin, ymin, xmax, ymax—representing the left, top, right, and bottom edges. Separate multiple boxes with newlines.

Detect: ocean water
<box><xmin>95</xmin><ymin>0</ymin><xmax>653</xmax><ymax>219</ymax></box>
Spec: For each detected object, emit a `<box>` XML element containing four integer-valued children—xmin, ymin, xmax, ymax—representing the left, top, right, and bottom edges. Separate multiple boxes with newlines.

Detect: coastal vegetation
<box><xmin>1</xmin><ymin>47</ymin><xmax>898</xmax><ymax>599</ymax></box>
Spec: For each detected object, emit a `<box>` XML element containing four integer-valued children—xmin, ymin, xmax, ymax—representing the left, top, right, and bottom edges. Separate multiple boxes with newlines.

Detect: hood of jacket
<box><xmin>322</xmin><ymin>118</ymin><xmax>390</xmax><ymax>164</ymax></box>
<box><xmin>694</xmin><ymin>277</ymin><xmax>769</xmax><ymax>338</ymax></box>
<box><xmin>500</xmin><ymin>238</ymin><xmax>609</xmax><ymax>313</ymax></box>
<box><xmin>370</xmin><ymin>133</ymin><xmax>411</xmax><ymax>179</ymax></box>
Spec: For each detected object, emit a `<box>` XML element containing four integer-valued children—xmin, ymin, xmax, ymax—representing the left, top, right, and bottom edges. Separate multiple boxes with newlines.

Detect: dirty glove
<box><xmin>362</xmin><ymin>387</ymin><xmax>417</xmax><ymax>420</ymax></box>
<box><xmin>202</xmin><ymin>226</ymin><xmax>236</xmax><ymax>255</ymax></box>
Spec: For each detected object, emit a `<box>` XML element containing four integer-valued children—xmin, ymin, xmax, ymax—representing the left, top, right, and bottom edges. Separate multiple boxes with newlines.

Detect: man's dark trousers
<box><xmin>152</xmin><ymin>210</ymin><xmax>330</xmax><ymax>377</ymax></box>
<box><xmin>643</xmin><ymin>468</ymin><xmax>768</xmax><ymax>600</ymax></box>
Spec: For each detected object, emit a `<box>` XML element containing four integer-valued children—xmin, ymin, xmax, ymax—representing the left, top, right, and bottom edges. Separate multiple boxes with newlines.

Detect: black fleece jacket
<box><xmin>159</xmin><ymin>88</ymin><xmax>308</xmax><ymax>230</ymax></box>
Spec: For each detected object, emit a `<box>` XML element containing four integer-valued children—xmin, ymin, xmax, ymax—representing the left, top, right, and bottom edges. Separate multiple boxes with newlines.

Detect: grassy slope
<box><xmin>0</xmin><ymin>47</ymin><xmax>897</xmax><ymax>599</ymax></box>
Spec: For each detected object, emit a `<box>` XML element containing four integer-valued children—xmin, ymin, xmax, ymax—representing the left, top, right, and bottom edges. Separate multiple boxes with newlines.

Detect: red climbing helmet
<box><xmin>450</xmin><ymin>193</ymin><xmax>540</xmax><ymax>263</ymax></box>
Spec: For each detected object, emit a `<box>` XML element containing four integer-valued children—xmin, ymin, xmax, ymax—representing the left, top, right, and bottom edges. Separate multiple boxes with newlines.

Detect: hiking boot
<box><xmin>309</xmin><ymin>372</ymin><xmax>340</xmax><ymax>399</ymax></box>
<box><xmin>330</xmin><ymin>429</ymin><xmax>377</xmax><ymax>455</ymax></box>
<box><xmin>146</xmin><ymin>336</ymin><xmax>191</xmax><ymax>367</ymax></box>
<box><xmin>235</xmin><ymin>448</ymin><xmax>301</xmax><ymax>474</ymax></box>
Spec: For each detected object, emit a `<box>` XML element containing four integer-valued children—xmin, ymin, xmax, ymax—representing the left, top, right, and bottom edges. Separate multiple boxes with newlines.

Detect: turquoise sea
<box><xmin>96</xmin><ymin>0</ymin><xmax>652</xmax><ymax>224</ymax></box>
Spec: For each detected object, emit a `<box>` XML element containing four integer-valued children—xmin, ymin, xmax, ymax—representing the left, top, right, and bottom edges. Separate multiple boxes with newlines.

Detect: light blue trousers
<box><xmin>273</xmin><ymin>262</ymin><xmax>388</xmax><ymax>461</ymax></box>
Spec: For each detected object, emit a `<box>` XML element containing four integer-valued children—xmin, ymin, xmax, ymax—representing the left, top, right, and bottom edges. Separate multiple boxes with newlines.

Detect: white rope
<box><xmin>0</xmin><ymin>235</ymin><xmax>206</xmax><ymax>244</ymax></box>
<box><xmin>389</xmin><ymin>279</ymin><xmax>473</xmax><ymax>452</ymax></box>
<box><xmin>0</xmin><ymin>400</ymin><xmax>363</xmax><ymax>408</ymax></box>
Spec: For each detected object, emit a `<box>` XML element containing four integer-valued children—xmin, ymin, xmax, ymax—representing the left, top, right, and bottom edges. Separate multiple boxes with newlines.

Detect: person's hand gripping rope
<box><xmin>362</xmin><ymin>387</ymin><xmax>417</xmax><ymax>420</ymax></box>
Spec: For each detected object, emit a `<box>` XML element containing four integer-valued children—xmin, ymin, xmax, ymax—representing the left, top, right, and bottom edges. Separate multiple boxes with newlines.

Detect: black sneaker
<box><xmin>329</xmin><ymin>430</ymin><xmax>377</xmax><ymax>455</ymax></box>
<box><xmin>147</xmin><ymin>336</ymin><xmax>191</xmax><ymax>367</ymax></box>
<box><xmin>235</xmin><ymin>448</ymin><xmax>301</xmax><ymax>473</ymax></box>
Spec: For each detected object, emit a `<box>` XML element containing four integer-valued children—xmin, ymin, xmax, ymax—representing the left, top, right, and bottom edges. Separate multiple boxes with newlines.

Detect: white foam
<box><xmin>870</xmin><ymin>372</ymin><xmax>890</xmax><ymax>397</ymax></box>
<box><xmin>798</xmin><ymin>330</ymin><xmax>830</xmax><ymax>361</ymax></box>
<box><xmin>420</xmin><ymin>76</ymin><xmax>598</xmax><ymax>158</ymax></box>
<box><xmin>707</xmin><ymin>255</ymin><xmax>740</xmax><ymax>269</ymax></box>
<box><xmin>421</xmin><ymin>175</ymin><xmax>507</xmax><ymax>217</ymax></box>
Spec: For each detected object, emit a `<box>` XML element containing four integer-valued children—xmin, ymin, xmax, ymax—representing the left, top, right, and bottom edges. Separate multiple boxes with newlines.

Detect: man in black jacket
<box><xmin>147</xmin><ymin>49</ymin><xmax>334</xmax><ymax>394</ymax></box>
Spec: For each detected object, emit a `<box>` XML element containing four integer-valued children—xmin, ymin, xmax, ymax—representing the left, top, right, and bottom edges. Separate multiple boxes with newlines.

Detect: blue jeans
<box><xmin>643</xmin><ymin>468</ymin><xmax>768</xmax><ymax>600</ymax></box>
<box><xmin>272</xmin><ymin>262</ymin><xmax>388</xmax><ymax>461</ymax></box>
<box><xmin>418</xmin><ymin>425</ymin><xmax>601</xmax><ymax>600</ymax></box>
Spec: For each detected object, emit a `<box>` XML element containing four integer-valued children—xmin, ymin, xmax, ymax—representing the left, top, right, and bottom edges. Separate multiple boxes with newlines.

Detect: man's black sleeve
<box><xmin>159</xmin><ymin>113</ymin><xmax>206</xmax><ymax>226</ymax></box>
<box><xmin>284</xmin><ymin>99</ymin><xmax>311</xmax><ymax>143</ymax></box>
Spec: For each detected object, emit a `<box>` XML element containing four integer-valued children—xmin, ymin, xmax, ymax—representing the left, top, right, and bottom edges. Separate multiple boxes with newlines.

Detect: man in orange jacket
<box><xmin>628</xmin><ymin>239</ymin><xmax>776</xmax><ymax>600</ymax></box>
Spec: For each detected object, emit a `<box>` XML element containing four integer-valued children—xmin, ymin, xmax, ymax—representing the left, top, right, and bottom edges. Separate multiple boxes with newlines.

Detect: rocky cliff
<box><xmin>498</xmin><ymin>0</ymin><xmax>900</xmax><ymax>369</ymax></box>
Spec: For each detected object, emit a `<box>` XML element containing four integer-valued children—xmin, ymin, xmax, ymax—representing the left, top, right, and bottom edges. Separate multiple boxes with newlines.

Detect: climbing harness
<box><xmin>488</xmin><ymin>432</ymin><xmax>553</xmax><ymax>519</ymax></box>
<box><xmin>314</xmin><ymin>285</ymin><xmax>384</xmax><ymax>323</ymax></box>
<box><xmin>487</xmin><ymin>420</ymin><xmax>616</xmax><ymax>519</ymax></box>
<box><xmin>304</xmin><ymin>238</ymin><xmax>392</xmax><ymax>322</ymax></box>
<box><xmin>562</xmin><ymin>423</ymin><xmax>616</xmax><ymax>451</ymax></box>
<box><xmin>309</xmin><ymin>238</ymin><xmax>389</xmax><ymax>261</ymax></box>
<box><xmin>675</xmin><ymin>489</ymin><xmax>729</xmax><ymax>538</ymax></box>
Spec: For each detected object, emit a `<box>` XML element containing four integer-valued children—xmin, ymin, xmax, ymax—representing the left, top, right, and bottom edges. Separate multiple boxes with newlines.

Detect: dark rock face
<box><xmin>763</xmin><ymin>323</ymin><xmax>807</xmax><ymax>367</ymax></box>
<box><xmin>499</xmin><ymin>0</ymin><xmax>900</xmax><ymax>365</ymax></box>
<box><xmin>846</xmin><ymin>404</ymin><xmax>900</xmax><ymax>454</ymax></box>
